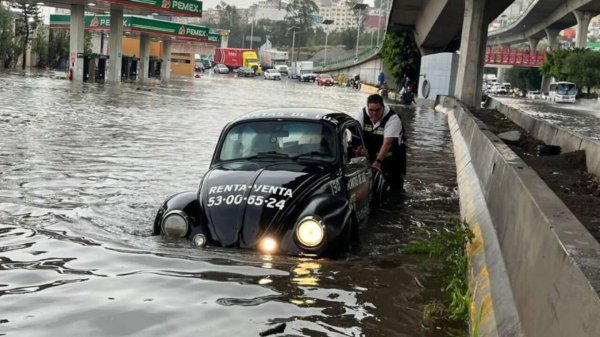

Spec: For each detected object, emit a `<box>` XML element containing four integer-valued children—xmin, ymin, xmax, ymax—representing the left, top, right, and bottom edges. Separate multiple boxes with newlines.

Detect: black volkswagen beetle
<box><xmin>153</xmin><ymin>108</ymin><xmax>380</xmax><ymax>257</ymax></box>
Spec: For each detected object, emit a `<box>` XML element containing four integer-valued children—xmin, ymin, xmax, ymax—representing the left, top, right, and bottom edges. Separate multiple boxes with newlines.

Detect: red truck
<box><xmin>213</xmin><ymin>48</ymin><xmax>260</xmax><ymax>70</ymax></box>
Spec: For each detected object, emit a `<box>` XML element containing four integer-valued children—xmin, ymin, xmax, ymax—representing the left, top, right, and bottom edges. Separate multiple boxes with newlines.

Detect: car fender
<box><xmin>283</xmin><ymin>194</ymin><xmax>353</xmax><ymax>254</ymax></box>
<box><xmin>153</xmin><ymin>191</ymin><xmax>199</xmax><ymax>235</ymax></box>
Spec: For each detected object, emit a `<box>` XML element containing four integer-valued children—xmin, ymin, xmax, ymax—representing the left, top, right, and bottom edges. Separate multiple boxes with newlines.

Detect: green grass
<box><xmin>403</xmin><ymin>219</ymin><xmax>474</xmax><ymax>323</ymax></box>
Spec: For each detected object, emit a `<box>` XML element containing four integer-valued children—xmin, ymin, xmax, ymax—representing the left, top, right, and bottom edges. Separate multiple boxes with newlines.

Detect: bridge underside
<box><xmin>388</xmin><ymin>0</ymin><xmax>515</xmax><ymax>53</ymax></box>
<box><xmin>489</xmin><ymin>0</ymin><xmax>600</xmax><ymax>45</ymax></box>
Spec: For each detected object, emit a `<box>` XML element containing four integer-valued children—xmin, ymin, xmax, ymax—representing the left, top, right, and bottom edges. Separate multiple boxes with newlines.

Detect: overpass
<box><xmin>488</xmin><ymin>0</ymin><xmax>600</xmax><ymax>50</ymax></box>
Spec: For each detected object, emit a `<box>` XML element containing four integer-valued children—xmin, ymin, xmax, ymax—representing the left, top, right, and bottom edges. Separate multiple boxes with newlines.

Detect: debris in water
<box><xmin>259</xmin><ymin>323</ymin><xmax>286</xmax><ymax>336</ymax></box>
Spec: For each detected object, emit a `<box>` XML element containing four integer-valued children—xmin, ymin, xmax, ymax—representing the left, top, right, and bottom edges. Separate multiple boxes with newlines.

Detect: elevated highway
<box><xmin>489</xmin><ymin>0</ymin><xmax>600</xmax><ymax>49</ymax></box>
<box><xmin>387</xmin><ymin>0</ymin><xmax>515</xmax><ymax>54</ymax></box>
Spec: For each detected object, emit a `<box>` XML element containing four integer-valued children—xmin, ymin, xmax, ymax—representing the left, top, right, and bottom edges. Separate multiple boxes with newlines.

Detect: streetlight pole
<box><xmin>250</xmin><ymin>18</ymin><xmax>255</xmax><ymax>49</ymax></box>
<box><xmin>353</xmin><ymin>3</ymin><xmax>368</xmax><ymax>61</ymax></box>
<box><xmin>288</xmin><ymin>26</ymin><xmax>299</xmax><ymax>76</ymax></box>
<box><xmin>322</xmin><ymin>19</ymin><xmax>334</xmax><ymax>67</ymax></box>
<box><xmin>376</xmin><ymin>0</ymin><xmax>384</xmax><ymax>46</ymax></box>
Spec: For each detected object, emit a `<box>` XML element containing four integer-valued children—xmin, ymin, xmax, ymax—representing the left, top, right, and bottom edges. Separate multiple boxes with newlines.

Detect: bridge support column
<box><xmin>138</xmin><ymin>34</ymin><xmax>150</xmax><ymax>83</ymax></box>
<box><xmin>456</xmin><ymin>0</ymin><xmax>487</xmax><ymax>109</ymax></box>
<box><xmin>574</xmin><ymin>11</ymin><xmax>595</xmax><ymax>48</ymax></box>
<box><xmin>497</xmin><ymin>67</ymin><xmax>506</xmax><ymax>83</ymax></box>
<box><xmin>68</xmin><ymin>4</ymin><xmax>84</xmax><ymax>82</ymax></box>
<box><xmin>544</xmin><ymin>28</ymin><xmax>560</xmax><ymax>51</ymax></box>
<box><xmin>161</xmin><ymin>40</ymin><xmax>172</xmax><ymax>82</ymax></box>
<box><xmin>528</xmin><ymin>37</ymin><xmax>540</xmax><ymax>52</ymax></box>
<box><xmin>220</xmin><ymin>32</ymin><xmax>229</xmax><ymax>48</ymax></box>
<box><xmin>108</xmin><ymin>5</ymin><xmax>124</xmax><ymax>83</ymax></box>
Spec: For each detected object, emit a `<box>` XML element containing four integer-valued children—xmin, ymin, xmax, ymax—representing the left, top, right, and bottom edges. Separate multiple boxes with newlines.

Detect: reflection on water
<box><xmin>0</xmin><ymin>72</ymin><xmax>460</xmax><ymax>336</ymax></box>
<box><xmin>496</xmin><ymin>97</ymin><xmax>600</xmax><ymax>140</ymax></box>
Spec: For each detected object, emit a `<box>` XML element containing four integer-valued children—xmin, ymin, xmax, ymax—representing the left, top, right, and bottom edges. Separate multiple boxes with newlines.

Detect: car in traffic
<box><xmin>153</xmin><ymin>108</ymin><xmax>380</xmax><ymax>257</ymax></box>
<box><xmin>274</xmin><ymin>65</ymin><xmax>289</xmax><ymax>77</ymax></box>
<box><xmin>264</xmin><ymin>69</ymin><xmax>282</xmax><ymax>80</ymax></box>
<box><xmin>316</xmin><ymin>74</ymin><xmax>334</xmax><ymax>86</ymax></box>
<box><xmin>526</xmin><ymin>90</ymin><xmax>542</xmax><ymax>100</ymax></box>
<box><xmin>213</xmin><ymin>64</ymin><xmax>230</xmax><ymax>74</ymax></box>
<box><xmin>237</xmin><ymin>67</ymin><xmax>256</xmax><ymax>77</ymax></box>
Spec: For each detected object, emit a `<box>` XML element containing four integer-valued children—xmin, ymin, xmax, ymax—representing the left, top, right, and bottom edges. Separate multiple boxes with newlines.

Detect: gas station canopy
<box><xmin>26</xmin><ymin>0</ymin><xmax>202</xmax><ymax>17</ymax></box>
<box><xmin>50</xmin><ymin>14</ymin><xmax>220</xmax><ymax>44</ymax></box>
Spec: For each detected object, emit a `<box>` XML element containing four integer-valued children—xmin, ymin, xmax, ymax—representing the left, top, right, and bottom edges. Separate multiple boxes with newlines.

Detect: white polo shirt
<box><xmin>355</xmin><ymin>105</ymin><xmax>403</xmax><ymax>145</ymax></box>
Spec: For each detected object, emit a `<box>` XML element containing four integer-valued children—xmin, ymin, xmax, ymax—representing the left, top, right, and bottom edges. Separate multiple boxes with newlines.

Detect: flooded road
<box><xmin>495</xmin><ymin>97</ymin><xmax>600</xmax><ymax>141</ymax></box>
<box><xmin>0</xmin><ymin>72</ymin><xmax>460</xmax><ymax>336</ymax></box>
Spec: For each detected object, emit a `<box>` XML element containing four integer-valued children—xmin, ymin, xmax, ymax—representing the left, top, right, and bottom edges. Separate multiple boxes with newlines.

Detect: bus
<box><xmin>549</xmin><ymin>81</ymin><xmax>577</xmax><ymax>103</ymax></box>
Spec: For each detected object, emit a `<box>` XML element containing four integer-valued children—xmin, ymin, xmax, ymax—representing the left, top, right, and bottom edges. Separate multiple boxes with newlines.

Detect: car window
<box><xmin>341</xmin><ymin>124</ymin><xmax>367</xmax><ymax>165</ymax></box>
<box><xmin>218</xmin><ymin>121</ymin><xmax>337</xmax><ymax>163</ymax></box>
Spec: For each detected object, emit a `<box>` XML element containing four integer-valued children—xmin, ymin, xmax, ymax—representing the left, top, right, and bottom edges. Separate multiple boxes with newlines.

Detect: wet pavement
<box><xmin>0</xmin><ymin>71</ymin><xmax>461</xmax><ymax>336</ymax></box>
<box><xmin>494</xmin><ymin>96</ymin><xmax>600</xmax><ymax>141</ymax></box>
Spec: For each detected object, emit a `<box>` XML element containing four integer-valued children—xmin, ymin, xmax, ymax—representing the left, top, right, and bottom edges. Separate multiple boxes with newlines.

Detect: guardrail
<box><xmin>314</xmin><ymin>46</ymin><xmax>379</xmax><ymax>71</ymax></box>
<box><xmin>485</xmin><ymin>49</ymin><xmax>545</xmax><ymax>67</ymax></box>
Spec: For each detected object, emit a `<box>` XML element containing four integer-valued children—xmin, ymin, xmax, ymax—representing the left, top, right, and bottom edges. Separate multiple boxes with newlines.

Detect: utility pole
<box><xmin>353</xmin><ymin>3</ymin><xmax>368</xmax><ymax>61</ymax></box>
<box><xmin>322</xmin><ymin>19</ymin><xmax>334</xmax><ymax>66</ymax></box>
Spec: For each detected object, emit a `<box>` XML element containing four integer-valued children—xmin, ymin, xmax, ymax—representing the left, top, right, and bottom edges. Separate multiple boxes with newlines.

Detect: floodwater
<box><xmin>0</xmin><ymin>71</ymin><xmax>460</xmax><ymax>336</ymax></box>
<box><xmin>495</xmin><ymin>97</ymin><xmax>600</xmax><ymax>141</ymax></box>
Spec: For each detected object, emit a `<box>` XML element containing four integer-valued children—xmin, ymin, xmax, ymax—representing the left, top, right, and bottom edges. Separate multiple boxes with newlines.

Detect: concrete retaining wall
<box><xmin>488</xmin><ymin>98</ymin><xmax>600</xmax><ymax>177</ymax></box>
<box><xmin>436</xmin><ymin>96</ymin><xmax>600</xmax><ymax>337</ymax></box>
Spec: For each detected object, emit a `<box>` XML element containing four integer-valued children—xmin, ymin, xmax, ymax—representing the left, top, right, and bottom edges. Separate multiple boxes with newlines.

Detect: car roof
<box><xmin>232</xmin><ymin>108</ymin><xmax>353</xmax><ymax>126</ymax></box>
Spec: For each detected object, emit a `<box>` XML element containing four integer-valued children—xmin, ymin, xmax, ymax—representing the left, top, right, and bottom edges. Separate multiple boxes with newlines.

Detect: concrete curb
<box><xmin>488</xmin><ymin>98</ymin><xmax>600</xmax><ymax>177</ymax></box>
<box><xmin>436</xmin><ymin>96</ymin><xmax>600</xmax><ymax>337</ymax></box>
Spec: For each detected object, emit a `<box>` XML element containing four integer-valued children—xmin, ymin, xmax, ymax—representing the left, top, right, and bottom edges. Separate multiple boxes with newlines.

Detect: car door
<box><xmin>340</xmin><ymin>122</ymin><xmax>372</xmax><ymax>223</ymax></box>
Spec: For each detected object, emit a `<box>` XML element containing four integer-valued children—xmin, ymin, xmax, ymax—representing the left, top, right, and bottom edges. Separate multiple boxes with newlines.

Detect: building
<box><xmin>318</xmin><ymin>2</ymin><xmax>359</xmax><ymax>31</ymax></box>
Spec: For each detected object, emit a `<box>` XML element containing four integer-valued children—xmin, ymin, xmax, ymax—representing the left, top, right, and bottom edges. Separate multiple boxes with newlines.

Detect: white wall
<box><xmin>418</xmin><ymin>52</ymin><xmax>459</xmax><ymax>99</ymax></box>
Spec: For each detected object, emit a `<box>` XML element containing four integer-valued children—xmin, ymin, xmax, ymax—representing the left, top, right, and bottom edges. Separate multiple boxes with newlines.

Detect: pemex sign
<box><xmin>106</xmin><ymin>0</ymin><xmax>203</xmax><ymax>17</ymax></box>
<box><xmin>49</xmin><ymin>14</ymin><xmax>220</xmax><ymax>44</ymax></box>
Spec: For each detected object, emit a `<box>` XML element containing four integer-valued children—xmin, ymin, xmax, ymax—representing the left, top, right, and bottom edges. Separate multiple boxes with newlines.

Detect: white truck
<box><xmin>292</xmin><ymin>61</ymin><xmax>316</xmax><ymax>82</ymax></box>
<box><xmin>260</xmin><ymin>49</ymin><xmax>289</xmax><ymax>76</ymax></box>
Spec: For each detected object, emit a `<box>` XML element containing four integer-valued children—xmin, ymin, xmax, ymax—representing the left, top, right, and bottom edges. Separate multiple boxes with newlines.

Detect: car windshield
<box><xmin>219</xmin><ymin>121</ymin><xmax>336</xmax><ymax>163</ymax></box>
<box><xmin>556</xmin><ymin>83</ymin><xmax>577</xmax><ymax>95</ymax></box>
<box><xmin>321</xmin><ymin>74</ymin><xmax>332</xmax><ymax>79</ymax></box>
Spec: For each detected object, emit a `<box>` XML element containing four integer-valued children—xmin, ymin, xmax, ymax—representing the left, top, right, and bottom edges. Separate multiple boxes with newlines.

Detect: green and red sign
<box><xmin>50</xmin><ymin>14</ymin><xmax>220</xmax><ymax>44</ymax></box>
<box><xmin>106</xmin><ymin>0</ymin><xmax>202</xmax><ymax>17</ymax></box>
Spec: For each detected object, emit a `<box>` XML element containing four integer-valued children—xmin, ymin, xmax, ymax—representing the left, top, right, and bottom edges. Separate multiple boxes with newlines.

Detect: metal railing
<box><xmin>313</xmin><ymin>46</ymin><xmax>379</xmax><ymax>71</ymax></box>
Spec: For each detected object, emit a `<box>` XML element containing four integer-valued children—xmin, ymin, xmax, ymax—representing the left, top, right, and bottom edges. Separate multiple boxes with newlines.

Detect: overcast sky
<box><xmin>202</xmin><ymin>0</ymin><xmax>375</xmax><ymax>10</ymax></box>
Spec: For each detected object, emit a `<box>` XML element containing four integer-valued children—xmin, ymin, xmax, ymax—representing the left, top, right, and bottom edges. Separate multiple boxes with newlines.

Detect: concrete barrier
<box><xmin>436</xmin><ymin>96</ymin><xmax>600</xmax><ymax>337</ymax></box>
<box><xmin>488</xmin><ymin>98</ymin><xmax>600</xmax><ymax>176</ymax></box>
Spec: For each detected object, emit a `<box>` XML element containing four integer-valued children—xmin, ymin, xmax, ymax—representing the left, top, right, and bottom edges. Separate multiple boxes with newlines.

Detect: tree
<box><xmin>11</xmin><ymin>2</ymin><xmax>42</xmax><ymax>68</ymax></box>
<box><xmin>286</xmin><ymin>0</ymin><xmax>319</xmax><ymax>47</ymax></box>
<box><xmin>380</xmin><ymin>31</ymin><xmax>421</xmax><ymax>89</ymax></box>
<box><xmin>564</xmin><ymin>49</ymin><xmax>600</xmax><ymax>93</ymax></box>
<box><xmin>214</xmin><ymin>2</ymin><xmax>245</xmax><ymax>48</ymax></box>
<box><xmin>540</xmin><ymin>48</ymin><xmax>570</xmax><ymax>81</ymax></box>
<box><xmin>32</xmin><ymin>25</ymin><xmax>48</xmax><ymax>67</ymax></box>
<box><xmin>0</xmin><ymin>2</ymin><xmax>17</xmax><ymax>69</ymax></box>
<box><xmin>48</xmin><ymin>29</ymin><xmax>69</xmax><ymax>69</ymax></box>
<box><xmin>339</xmin><ymin>28</ymin><xmax>356</xmax><ymax>49</ymax></box>
<box><xmin>505</xmin><ymin>67</ymin><xmax>542</xmax><ymax>91</ymax></box>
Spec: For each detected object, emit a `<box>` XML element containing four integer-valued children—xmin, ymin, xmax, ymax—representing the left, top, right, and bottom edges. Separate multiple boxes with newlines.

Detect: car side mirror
<box><xmin>350</xmin><ymin>156</ymin><xmax>368</xmax><ymax>165</ymax></box>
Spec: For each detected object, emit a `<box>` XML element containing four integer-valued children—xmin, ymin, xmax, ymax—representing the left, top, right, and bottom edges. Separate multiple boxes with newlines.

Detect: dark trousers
<box><xmin>381</xmin><ymin>144</ymin><xmax>406</xmax><ymax>191</ymax></box>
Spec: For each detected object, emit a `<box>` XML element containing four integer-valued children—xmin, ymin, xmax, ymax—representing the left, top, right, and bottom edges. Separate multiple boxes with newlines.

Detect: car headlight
<box><xmin>161</xmin><ymin>210</ymin><xmax>189</xmax><ymax>238</ymax></box>
<box><xmin>296</xmin><ymin>216</ymin><xmax>326</xmax><ymax>248</ymax></box>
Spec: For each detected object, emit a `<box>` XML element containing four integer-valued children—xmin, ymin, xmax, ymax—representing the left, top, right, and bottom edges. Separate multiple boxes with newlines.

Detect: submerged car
<box><xmin>316</xmin><ymin>74</ymin><xmax>334</xmax><ymax>86</ymax></box>
<box><xmin>214</xmin><ymin>64</ymin><xmax>230</xmax><ymax>74</ymax></box>
<box><xmin>237</xmin><ymin>67</ymin><xmax>256</xmax><ymax>77</ymax></box>
<box><xmin>264</xmin><ymin>69</ymin><xmax>282</xmax><ymax>80</ymax></box>
<box><xmin>154</xmin><ymin>108</ymin><xmax>379</xmax><ymax>257</ymax></box>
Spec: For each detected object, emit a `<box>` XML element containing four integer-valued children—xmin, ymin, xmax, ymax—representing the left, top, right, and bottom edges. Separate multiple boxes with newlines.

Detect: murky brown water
<box><xmin>0</xmin><ymin>71</ymin><xmax>460</xmax><ymax>336</ymax></box>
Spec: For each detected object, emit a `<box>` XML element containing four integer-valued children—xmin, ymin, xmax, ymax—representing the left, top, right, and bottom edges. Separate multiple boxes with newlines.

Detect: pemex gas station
<box><xmin>19</xmin><ymin>0</ymin><xmax>225</xmax><ymax>83</ymax></box>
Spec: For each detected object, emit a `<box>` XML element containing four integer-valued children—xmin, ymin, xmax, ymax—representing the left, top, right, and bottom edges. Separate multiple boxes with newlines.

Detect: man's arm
<box><xmin>372</xmin><ymin>137</ymin><xmax>395</xmax><ymax>169</ymax></box>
